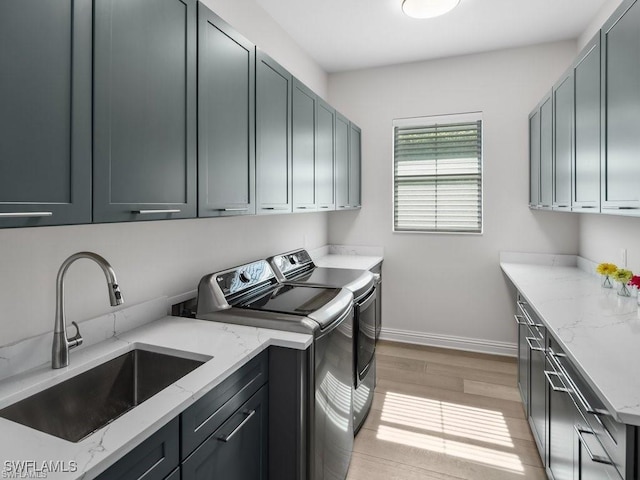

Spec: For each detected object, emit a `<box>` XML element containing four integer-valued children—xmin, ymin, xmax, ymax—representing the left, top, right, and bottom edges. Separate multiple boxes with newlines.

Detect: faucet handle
<box><xmin>67</xmin><ymin>321</ymin><xmax>83</xmax><ymax>349</ymax></box>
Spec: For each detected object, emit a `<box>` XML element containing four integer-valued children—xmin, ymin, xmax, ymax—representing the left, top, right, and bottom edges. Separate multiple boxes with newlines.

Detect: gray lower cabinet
<box><xmin>335</xmin><ymin>113</ymin><xmax>351</xmax><ymax>210</ymax></box>
<box><xmin>256</xmin><ymin>50</ymin><xmax>293</xmax><ymax>214</ymax></box>
<box><xmin>197</xmin><ymin>4</ymin><xmax>255</xmax><ymax>217</ymax></box>
<box><xmin>316</xmin><ymin>99</ymin><xmax>336</xmax><ymax>211</ymax></box>
<box><xmin>546</xmin><ymin>355</ymin><xmax>575</xmax><ymax>480</ymax></box>
<box><xmin>96</xmin><ymin>418</ymin><xmax>180</xmax><ymax>480</ymax></box>
<box><xmin>552</xmin><ymin>71</ymin><xmax>573</xmax><ymax>211</ymax></box>
<box><xmin>292</xmin><ymin>80</ymin><xmax>318</xmax><ymax>212</ymax></box>
<box><xmin>573</xmin><ymin>33</ymin><xmax>601</xmax><ymax>211</ymax></box>
<box><xmin>515</xmin><ymin>294</ymin><xmax>638</xmax><ymax>480</ymax></box>
<box><xmin>182</xmin><ymin>385</ymin><xmax>268</xmax><ymax>480</ymax></box>
<box><xmin>0</xmin><ymin>0</ymin><xmax>91</xmax><ymax>228</ymax></box>
<box><xmin>515</xmin><ymin>298</ymin><xmax>530</xmax><ymax>412</ymax></box>
<box><xmin>529</xmin><ymin>110</ymin><xmax>541</xmax><ymax>208</ymax></box>
<box><xmin>601</xmin><ymin>0</ymin><xmax>640</xmax><ymax>213</ymax></box>
<box><xmin>93</xmin><ymin>0</ymin><xmax>197</xmax><ymax>223</ymax></box>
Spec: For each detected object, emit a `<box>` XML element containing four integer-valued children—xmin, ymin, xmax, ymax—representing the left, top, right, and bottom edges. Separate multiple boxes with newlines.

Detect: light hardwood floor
<box><xmin>346</xmin><ymin>341</ymin><xmax>546</xmax><ymax>480</ymax></box>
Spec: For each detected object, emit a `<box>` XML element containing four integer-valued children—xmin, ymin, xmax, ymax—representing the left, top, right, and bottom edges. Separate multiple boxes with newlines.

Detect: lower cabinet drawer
<box><xmin>181</xmin><ymin>351</ymin><xmax>268</xmax><ymax>460</ymax></box>
<box><xmin>182</xmin><ymin>384</ymin><xmax>268</xmax><ymax>480</ymax></box>
<box><xmin>96</xmin><ymin>418</ymin><xmax>179</xmax><ymax>480</ymax></box>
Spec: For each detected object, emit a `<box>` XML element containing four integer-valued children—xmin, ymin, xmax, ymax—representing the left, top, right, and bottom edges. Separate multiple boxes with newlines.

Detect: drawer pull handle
<box><xmin>544</xmin><ymin>370</ymin><xmax>571</xmax><ymax>393</ymax></box>
<box><xmin>262</xmin><ymin>207</ymin><xmax>289</xmax><ymax>211</ymax></box>
<box><xmin>514</xmin><ymin>314</ymin><xmax>526</xmax><ymax>326</ymax></box>
<box><xmin>602</xmin><ymin>206</ymin><xmax>639</xmax><ymax>210</ymax></box>
<box><xmin>319</xmin><ymin>206</ymin><xmax>331</xmax><ymax>209</ymax></box>
<box><xmin>575</xmin><ymin>426</ymin><xmax>614</xmax><ymax>465</ymax></box>
<box><xmin>0</xmin><ymin>211</ymin><xmax>53</xmax><ymax>218</ymax></box>
<box><xmin>525</xmin><ymin>336</ymin><xmax>545</xmax><ymax>352</ymax></box>
<box><xmin>220</xmin><ymin>208</ymin><xmax>249</xmax><ymax>212</ymax></box>
<box><xmin>218</xmin><ymin>409</ymin><xmax>256</xmax><ymax>443</ymax></box>
<box><xmin>133</xmin><ymin>209</ymin><xmax>181</xmax><ymax>214</ymax></box>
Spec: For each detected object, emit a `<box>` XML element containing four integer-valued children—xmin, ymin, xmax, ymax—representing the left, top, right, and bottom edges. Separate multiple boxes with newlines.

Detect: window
<box><xmin>393</xmin><ymin>113</ymin><xmax>483</xmax><ymax>234</ymax></box>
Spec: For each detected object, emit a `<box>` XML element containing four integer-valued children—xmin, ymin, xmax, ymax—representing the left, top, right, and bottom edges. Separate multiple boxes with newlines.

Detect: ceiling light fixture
<box><xmin>401</xmin><ymin>0</ymin><xmax>460</xmax><ymax>19</ymax></box>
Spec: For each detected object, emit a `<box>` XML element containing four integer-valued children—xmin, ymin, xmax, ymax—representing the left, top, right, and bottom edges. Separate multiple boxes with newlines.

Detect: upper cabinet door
<box><xmin>552</xmin><ymin>72</ymin><xmax>574</xmax><ymax>211</ymax></box>
<box><xmin>529</xmin><ymin>110</ymin><xmax>541</xmax><ymax>208</ymax></box>
<box><xmin>349</xmin><ymin>123</ymin><xmax>362</xmax><ymax>208</ymax></box>
<box><xmin>198</xmin><ymin>4</ymin><xmax>255</xmax><ymax>217</ymax></box>
<box><xmin>0</xmin><ymin>0</ymin><xmax>91</xmax><ymax>228</ymax></box>
<box><xmin>93</xmin><ymin>0</ymin><xmax>197</xmax><ymax>223</ymax></box>
<box><xmin>292</xmin><ymin>80</ymin><xmax>317</xmax><ymax>212</ymax></box>
<box><xmin>539</xmin><ymin>94</ymin><xmax>553</xmax><ymax>209</ymax></box>
<box><xmin>573</xmin><ymin>34</ymin><xmax>601</xmax><ymax>212</ymax></box>
<box><xmin>335</xmin><ymin>113</ymin><xmax>350</xmax><ymax>209</ymax></box>
<box><xmin>256</xmin><ymin>50</ymin><xmax>293</xmax><ymax>214</ymax></box>
<box><xmin>602</xmin><ymin>0</ymin><xmax>640</xmax><ymax>213</ymax></box>
<box><xmin>316</xmin><ymin>99</ymin><xmax>336</xmax><ymax>211</ymax></box>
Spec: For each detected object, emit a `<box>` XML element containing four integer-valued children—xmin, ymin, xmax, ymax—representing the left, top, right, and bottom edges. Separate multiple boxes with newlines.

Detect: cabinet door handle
<box><xmin>555</xmin><ymin>205</ymin><xmax>570</xmax><ymax>208</ymax></box>
<box><xmin>602</xmin><ymin>206</ymin><xmax>639</xmax><ymax>210</ymax></box>
<box><xmin>219</xmin><ymin>208</ymin><xmax>249</xmax><ymax>212</ymax></box>
<box><xmin>133</xmin><ymin>209</ymin><xmax>181</xmax><ymax>214</ymax></box>
<box><xmin>581</xmin><ymin>206</ymin><xmax>597</xmax><ymax>209</ymax></box>
<box><xmin>525</xmin><ymin>336</ymin><xmax>545</xmax><ymax>352</ymax></box>
<box><xmin>0</xmin><ymin>211</ymin><xmax>53</xmax><ymax>218</ymax></box>
<box><xmin>575</xmin><ymin>426</ymin><xmax>614</xmax><ymax>465</ymax></box>
<box><xmin>218</xmin><ymin>409</ymin><xmax>256</xmax><ymax>443</ymax></box>
<box><xmin>318</xmin><ymin>205</ymin><xmax>331</xmax><ymax>209</ymax></box>
<box><xmin>262</xmin><ymin>207</ymin><xmax>289</xmax><ymax>211</ymax></box>
<box><xmin>544</xmin><ymin>370</ymin><xmax>571</xmax><ymax>393</ymax></box>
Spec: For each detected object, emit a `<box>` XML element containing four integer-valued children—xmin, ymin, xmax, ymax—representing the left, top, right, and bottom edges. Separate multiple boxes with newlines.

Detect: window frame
<box><xmin>392</xmin><ymin>112</ymin><xmax>484</xmax><ymax>235</ymax></box>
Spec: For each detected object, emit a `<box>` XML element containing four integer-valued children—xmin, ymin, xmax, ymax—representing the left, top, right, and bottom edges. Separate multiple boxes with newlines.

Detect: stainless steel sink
<box><xmin>0</xmin><ymin>348</ymin><xmax>207</xmax><ymax>442</ymax></box>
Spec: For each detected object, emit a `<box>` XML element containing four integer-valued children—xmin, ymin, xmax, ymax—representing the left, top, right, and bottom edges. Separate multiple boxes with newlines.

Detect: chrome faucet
<box><xmin>52</xmin><ymin>252</ymin><xmax>124</xmax><ymax>369</ymax></box>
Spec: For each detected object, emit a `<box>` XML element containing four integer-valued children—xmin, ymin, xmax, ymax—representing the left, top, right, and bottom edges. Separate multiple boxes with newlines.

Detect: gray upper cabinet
<box><xmin>552</xmin><ymin>71</ymin><xmax>574</xmax><ymax>211</ymax></box>
<box><xmin>349</xmin><ymin>123</ymin><xmax>362</xmax><ymax>208</ymax></box>
<box><xmin>529</xmin><ymin>110</ymin><xmax>541</xmax><ymax>208</ymax></box>
<box><xmin>93</xmin><ymin>0</ymin><xmax>197</xmax><ymax>223</ymax></box>
<box><xmin>198</xmin><ymin>4</ymin><xmax>255</xmax><ymax>217</ymax></box>
<box><xmin>602</xmin><ymin>0</ymin><xmax>640</xmax><ymax>213</ymax></box>
<box><xmin>256</xmin><ymin>50</ymin><xmax>293</xmax><ymax>214</ymax></box>
<box><xmin>0</xmin><ymin>0</ymin><xmax>92</xmax><ymax>228</ymax></box>
<box><xmin>335</xmin><ymin>113</ymin><xmax>351</xmax><ymax>210</ymax></box>
<box><xmin>539</xmin><ymin>94</ymin><xmax>553</xmax><ymax>209</ymax></box>
<box><xmin>316</xmin><ymin>99</ymin><xmax>336</xmax><ymax>211</ymax></box>
<box><xmin>573</xmin><ymin>34</ymin><xmax>601</xmax><ymax>211</ymax></box>
<box><xmin>292</xmin><ymin>80</ymin><xmax>317</xmax><ymax>212</ymax></box>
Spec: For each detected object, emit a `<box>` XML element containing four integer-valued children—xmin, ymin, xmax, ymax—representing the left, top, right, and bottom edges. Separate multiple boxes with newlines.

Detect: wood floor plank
<box><xmin>376</xmin><ymin>364</ymin><xmax>464</xmax><ymax>393</ymax></box>
<box><xmin>374</xmin><ymin>378</ymin><xmax>527</xmax><ymax>420</ymax></box>
<box><xmin>347</xmin><ymin>342</ymin><xmax>542</xmax><ymax>480</ymax></box>
<box><xmin>463</xmin><ymin>379</ymin><xmax>522</xmax><ymax>402</ymax></box>
<box><xmin>347</xmin><ymin>451</ymin><xmax>465</xmax><ymax>480</ymax></box>
<box><xmin>425</xmin><ymin>361</ymin><xmax>517</xmax><ymax>387</ymax></box>
<box><xmin>377</xmin><ymin>341</ymin><xmax>517</xmax><ymax>376</ymax></box>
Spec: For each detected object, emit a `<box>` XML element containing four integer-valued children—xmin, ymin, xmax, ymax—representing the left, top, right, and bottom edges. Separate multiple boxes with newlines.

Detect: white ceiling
<box><xmin>255</xmin><ymin>0</ymin><xmax>610</xmax><ymax>72</ymax></box>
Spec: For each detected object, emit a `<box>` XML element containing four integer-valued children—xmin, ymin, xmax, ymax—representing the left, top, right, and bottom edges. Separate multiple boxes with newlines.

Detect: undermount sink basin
<box><xmin>0</xmin><ymin>348</ymin><xmax>207</xmax><ymax>442</ymax></box>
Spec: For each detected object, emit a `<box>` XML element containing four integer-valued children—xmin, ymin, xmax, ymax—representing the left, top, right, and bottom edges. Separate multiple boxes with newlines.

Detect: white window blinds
<box><xmin>393</xmin><ymin>114</ymin><xmax>483</xmax><ymax>233</ymax></box>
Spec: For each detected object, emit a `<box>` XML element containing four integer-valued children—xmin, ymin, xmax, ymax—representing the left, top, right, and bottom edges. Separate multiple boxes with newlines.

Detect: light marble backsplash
<box><xmin>0</xmin><ymin>296</ymin><xmax>168</xmax><ymax>381</ymax></box>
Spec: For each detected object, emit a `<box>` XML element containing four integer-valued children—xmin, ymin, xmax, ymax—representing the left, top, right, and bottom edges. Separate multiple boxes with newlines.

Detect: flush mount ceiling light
<box><xmin>401</xmin><ymin>0</ymin><xmax>460</xmax><ymax>19</ymax></box>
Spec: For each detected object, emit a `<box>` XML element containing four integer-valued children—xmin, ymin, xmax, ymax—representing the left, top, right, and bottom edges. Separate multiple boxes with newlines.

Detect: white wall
<box><xmin>0</xmin><ymin>0</ymin><xmax>329</xmax><ymax>347</ymax></box>
<box><xmin>327</xmin><ymin>42</ymin><xmax>580</xmax><ymax>352</ymax></box>
<box><xmin>579</xmin><ymin>215</ymin><xmax>640</xmax><ymax>272</ymax></box>
<box><xmin>201</xmin><ymin>0</ymin><xmax>328</xmax><ymax>98</ymax></box>
<box><xmin>578</xmin><ymin>0</ymin><xmax>624</xmax><ymax>50</ymax></box>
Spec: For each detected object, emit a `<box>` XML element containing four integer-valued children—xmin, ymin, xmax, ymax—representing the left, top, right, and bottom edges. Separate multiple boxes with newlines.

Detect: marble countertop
<box><xmin>500</xmin><ymin>255</ymin><xmax>640</xmax><ymax>426</ymax></box>
<box><xmin>0</xmin><ymin>316</ymin><xmax>312</xmax><ymax>479</ymax></box>
<box><xmin>310</xmin><ymin>245</ymin><xmax>383</xmax><ymax>271</ymax></box>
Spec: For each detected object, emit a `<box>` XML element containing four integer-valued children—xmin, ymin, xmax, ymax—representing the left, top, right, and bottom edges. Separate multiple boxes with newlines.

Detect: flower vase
<box><xmin>602</xmin><ymin>275</ymin><xmax>613</xmax><ymax>288</ymax></box>
<box><xmin>618</xmin><ymin>283</ymin><xmax>631</xmax><ymax>297</ymax></box>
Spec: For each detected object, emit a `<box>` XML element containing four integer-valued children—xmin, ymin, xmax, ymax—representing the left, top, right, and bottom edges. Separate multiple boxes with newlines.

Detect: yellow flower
<box><xmin>612</xmin><ymin>268</ymin><xmax>633</xmax><ymax>284</ymax></box>
<box><xmin>596</xmin><ymin>263</ymin><xmax>618</xmax><ymax>276</ymax></box>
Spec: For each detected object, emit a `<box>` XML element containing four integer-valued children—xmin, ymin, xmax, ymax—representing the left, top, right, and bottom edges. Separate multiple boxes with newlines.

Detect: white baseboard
<box><xmin>379</xmin><ymin>327</ymin><xmax>517</xmax><ymax>358</ymax></box>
